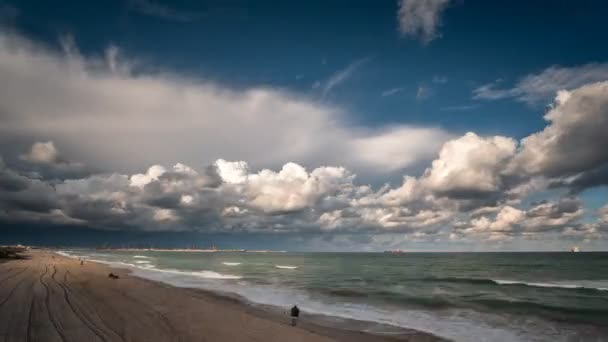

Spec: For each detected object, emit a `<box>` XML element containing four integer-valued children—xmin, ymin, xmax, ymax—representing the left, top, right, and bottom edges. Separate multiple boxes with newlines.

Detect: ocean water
<box><xmin>58</xmin><ymin>250</ymin><xmax>608</xmax><ymax>342</ymax></box>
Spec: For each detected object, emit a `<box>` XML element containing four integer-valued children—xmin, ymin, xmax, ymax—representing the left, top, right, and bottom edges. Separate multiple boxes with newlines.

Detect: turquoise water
<box><xmin>60</xmin><ymin>250</ymin><xmax>608</xmax><ymax>341</ymax></box>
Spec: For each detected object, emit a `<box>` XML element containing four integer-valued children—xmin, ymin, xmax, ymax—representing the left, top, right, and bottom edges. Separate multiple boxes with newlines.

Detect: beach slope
<box><xmin>0</xmin><ymin>251</ymin><xmax>441</xmax><ymax>342</ymax></box>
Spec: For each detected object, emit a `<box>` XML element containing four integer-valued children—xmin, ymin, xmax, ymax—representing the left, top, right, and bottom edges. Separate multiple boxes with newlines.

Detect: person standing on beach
<box><xmin>290</xmin><ymin>305</ymin><xmax>300</xmax><ymax>326</ymax></box>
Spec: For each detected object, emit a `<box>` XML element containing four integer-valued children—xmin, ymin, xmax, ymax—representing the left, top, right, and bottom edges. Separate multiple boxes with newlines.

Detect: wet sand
<box><xmin>0</xmin><ymin>251</ymin><xmax>444</xmax><ymax>342</ymax></box>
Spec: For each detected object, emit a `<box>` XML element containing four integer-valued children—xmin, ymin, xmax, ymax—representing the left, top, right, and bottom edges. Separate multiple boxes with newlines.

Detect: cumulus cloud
<box><xmin>398</xmin><ymin>0</ymin><xmax>452</xmax><ymax>43</ymax></box>
<box><xmin>0</xmin><ymin>144</ymin><xmax>455</xmax><ymax>234</ymax></box>
<box><xmin>455</xmin><ymin>197</ymin><xmax>584</xmax><ymax>241</ymax></box>
<box><xmin>3</xmin><ymin>30</ymin><xmax>608</xmax><ymax>245</ymax></box>
<box><xmin>0</xmin><ymin>30</ymin><xmax>448</xmax><ymax>175</ymax></box>
<box><xmin>15</xmin><ymin>141</ymin><xmax>87</xmax><ymax>180</ymax></box>
<box><xmin>473</xmin><ymin>63</ymin><xmax>608</xmax><ymax>105</ymax></box>
<box><xmin>524</xmin><ymin>197</ymin><xmax>584</xmax><ymax>231</ymax></box>
<box><xmin>0</xmin><ymin>127</ymin><xmax>602</xmax><ymax>242</ymax></box>
<box><xmin>215</xmin><ymin>160</ymin><xmax>354</xmax><ymax>214</ymax></box>
<box><xmin>421</xmin><ymin>133</ymin><xmax>517</xmax><ymax>199</ymax></box>
<box><xmin>510</xmin><ymin>82</ymin><xmax>608</xmax><ymax>188</ymax></box>
<box><xmin>21</xmin><ymin>141</ymin><xmax>59</xmax><ymax>164</ymax></box>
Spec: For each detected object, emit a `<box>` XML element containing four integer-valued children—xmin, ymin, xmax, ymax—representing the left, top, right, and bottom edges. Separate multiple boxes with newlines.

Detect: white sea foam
<box><xmin>72</xmin><ymin>256</ymin><xmax>240</xmax><ymax>279</ymax></box>
<box><xmin>275</xmin><ymin>265</ymin><xmax>297</xmax><ymax>269</ymax></box>
<box><xmin>135</xmin><ymin>260</ymin><xmax>151</xmax><ymax>264</ymax></box>
<box><xmin>56</xmin><ymin>251</ymin><xmax>74</xmax><ymax>258</ymax></box>
<box><xmin>128</xmin><ymin>268</ymin><xmax>540</xmax><ymax>342</ymax></box>
<box><xmin>133</xmin><ymin>255</ymin><xmax>151</xmax><ymax>259</ymax></box>
<box><xmin>222</xmin><ymin>262</ymin><xmax>241</xmax><ymax>266</ymax></box>
<box><xmin>493</xmin><ymin>279</ymin><xmax>608</xmax><ymax>291</ymax></box>
<box><xmin>140</xmin><ymin>268</ymin><xmax>242</xmax><ymax>280</ymax></box>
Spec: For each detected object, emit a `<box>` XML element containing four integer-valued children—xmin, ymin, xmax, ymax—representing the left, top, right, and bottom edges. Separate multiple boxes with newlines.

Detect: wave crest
<box><xmin>492</xmin><ymin>279</ymin><xmax>608</xmax><ymax>291</ymax></box>
<box><xmin>424</xmin><ymin>277</ymin><xmax>608</xmax><ymax>291</ymax></box>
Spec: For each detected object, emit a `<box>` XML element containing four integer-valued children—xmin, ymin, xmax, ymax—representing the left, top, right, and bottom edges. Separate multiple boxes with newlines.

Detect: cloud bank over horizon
<box><xmin>1</xmin><ymin>29</ymin><xmax>608</xmax><ymax>250</ymax></box>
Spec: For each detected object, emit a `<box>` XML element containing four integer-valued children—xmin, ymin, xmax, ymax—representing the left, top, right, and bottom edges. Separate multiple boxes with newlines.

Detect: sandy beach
<box><xmin>0</xmin><ymin>251</ymin><xmax>443</xmax><ymax>342</ymax></box>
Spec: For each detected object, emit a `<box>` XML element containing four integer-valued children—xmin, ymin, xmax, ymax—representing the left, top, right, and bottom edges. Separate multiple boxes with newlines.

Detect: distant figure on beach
<box><xmin>290</xmin><ymin>305</ymin><xmax>300</xmax><ymax>326</ymax></box>
<box><xmin>80</xmin><ymin>259</ymin><xmax>84</xmax><ymax>265</ymax></box>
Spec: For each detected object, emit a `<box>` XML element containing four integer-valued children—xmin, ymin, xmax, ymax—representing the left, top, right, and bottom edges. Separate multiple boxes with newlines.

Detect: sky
<box><xmin>1</xmin><ymin>0</ymin><xmax>608</xmax><ymax>251</ymax></box>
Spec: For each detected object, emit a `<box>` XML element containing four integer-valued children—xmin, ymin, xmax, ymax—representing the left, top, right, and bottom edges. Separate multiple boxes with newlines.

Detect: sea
<box><xmin>57</xmin><ymin>250</ymin><xmax>608</xmax><ymax>342</ymax></box>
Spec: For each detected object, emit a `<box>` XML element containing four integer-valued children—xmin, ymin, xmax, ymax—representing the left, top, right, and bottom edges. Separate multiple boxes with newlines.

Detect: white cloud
<box><xmin>473</xmin><ymin>63</ymin><xmax>608</xmax><ymax>105</ymax></box>
<box><xmin>510</xmin><ymin>82</ymin><xmax>608</xmax><ymax>182</ymax></box>
<box><xmin>21</xmin><ymin>141</ymin><xmax>59</xmax><ymax>164</ymax></box>
<box><xmin>130</xmin><ymin>165</ymin><xmax>167</xmax><ymax>188</ymax></box>
<box><xmin>215</xmin><ymin>159</ymin><xmax>249</xmax><ymax>185</ymax></box>
<box><xmin>0</xmin><ymin>31</ymin><xmax>449</xmax><ymax>175</ymax></box>
<box><xmin>464</xmin><ymin>206</ymin><xmax>525</xmax><ymax>233</ymax></box>
<box><xmin>349</xmin><ymin>126</ymin><xmax>453</xmax><ymax>171</ymax></box>
<box><xmin>153</xmin><ymin>208</ymin><xmax>178</xmax><ymax>222</ymax></box>
<box><xmin>322</xmin><ymin>57</ymin><xmax>370</xmax><ymax>97</ymax></box>
<box><xmin>524</xmin><ymin>197</ymin><xmax>584</xmax><ymax>231</ymax></box>
<box><xmin>218</xmin><ymin>160</ymin><xmax>353</xmax><ymax>214</ymax></box>
<box><xmin>128</xmin><ymin>0</ymin><xmax>197</xmax><ymax>22</ymax></box>
<box><xmin>457</xmin><ymin>198</ymin><xmax>583</xmax><ymax>240</ymax></box>
<box><xmin>422</xmin><ymin>132</ymin><xmax>517</xmax><ymax>198</ymax></box>
<box><xmin>416</xmin><ymin>85</ymin><xmax>432</xmax><ymax>100</ymax></box>
<box><xmin>0</xmin><ymin>134</ymin><xmax>601</xmax><ymax>241</ymax></box>
<box><xmin>381</xmin><ymin>87</ymin><xmax>405</xmax><ymax>97</ymax></box>
<box><xmin>398</xmin><ymin>0</ymin><xmax>452</xmax><ymax>43</ymax></box>
<box><xmin>3</xmin><ymin>31</ymin><xmax>608</xmax><ymax>244</ymax></box>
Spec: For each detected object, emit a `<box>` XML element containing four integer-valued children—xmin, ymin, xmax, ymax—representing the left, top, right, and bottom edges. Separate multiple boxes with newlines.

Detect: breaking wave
<box><xmin>420</xmin><ymin>277</ymin><xmax>608</xmax><ymax>292</ymax></box>
<box><xmin>492</xmin><ymin>279</ymin><xmax>608</xmax><ymax>291</ymax></box>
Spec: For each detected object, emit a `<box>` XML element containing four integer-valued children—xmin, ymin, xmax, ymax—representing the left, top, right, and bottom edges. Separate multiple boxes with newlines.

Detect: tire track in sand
<box><xmin>40</xmin><ymin>264</ymin><xmax>68</xmax><ymax>342</ymax></box>
<box><xmin>26</xmin><ymin>294</ymin><xmax>35</xmax><ymax>342</ymax></box>
<box><xmin>0</xmin><ymin>267</ymin><xmax>28</xmax><ymax>286</ymax></box>
<box><xmin>63</xmin><ymin>271</ymin><xmax>126</xmax><ymax>342</ymax></box>
<box><xmin>52</xmin><ymin>265</ymin><xmax>118</xmax><ymax>342</ymax></box>
<box><xmin>0</xmin><ymin>267</ymin><xmax>30</xmax><ymax>308</ymax></box>
<box><xmin>67</xmin><ymin>270</ymin><xmax>179</xmax><ymax>342</ymax></box>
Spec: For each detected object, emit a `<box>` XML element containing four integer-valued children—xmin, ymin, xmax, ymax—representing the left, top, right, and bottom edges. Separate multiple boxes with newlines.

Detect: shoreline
<box><xmin>67</xmin><ymin>251</ymin><xmax>447</xmax><ymax>341</ymax></box>
<box><xmin>93</xmin><ymin>248</ymin><xmax>287</xmax><ymax>253</ymax></box>
<box><xmin>0</xmin><ymin>250</ymin><xmax>445</xmax><ymax>341</ymax></box>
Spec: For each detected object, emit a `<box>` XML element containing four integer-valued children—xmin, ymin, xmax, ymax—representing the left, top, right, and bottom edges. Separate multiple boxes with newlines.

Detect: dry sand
<box><xmin>0</xmin><ymin>251</ymin><xmax>444</xmax><ymax>342</ymax></box>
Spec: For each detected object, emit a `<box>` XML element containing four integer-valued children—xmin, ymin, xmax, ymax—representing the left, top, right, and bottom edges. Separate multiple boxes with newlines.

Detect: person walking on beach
<box><xmin>290</xmin><ymin>305</ymin><xmax>300</xmax><ymax>326</ymax></box>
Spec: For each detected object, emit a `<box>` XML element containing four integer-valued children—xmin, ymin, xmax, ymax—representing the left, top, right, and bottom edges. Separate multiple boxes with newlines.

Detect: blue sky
<box><xmin>11</xmin><ymin>0</ymin><xmax>608</xmax><ymax>137</ymax></box>
<box><xmin>1</xmin><ymin>0</ymin><xmax>607</xmax><ymax>251</ymax></box>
